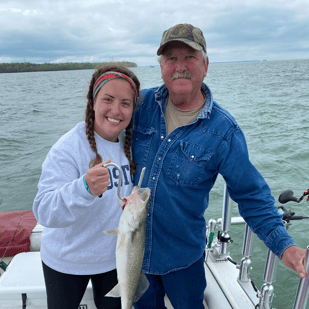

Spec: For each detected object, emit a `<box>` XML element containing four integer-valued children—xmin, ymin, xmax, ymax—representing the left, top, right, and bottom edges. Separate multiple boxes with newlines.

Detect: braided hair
<box><xmin>85</xmin><ymin>63</ymin><xmax>140</xmax><ymax>174</ymax></box>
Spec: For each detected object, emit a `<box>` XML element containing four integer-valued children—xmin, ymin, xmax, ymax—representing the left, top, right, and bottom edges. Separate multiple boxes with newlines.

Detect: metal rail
<box><xmin>293</xmin><ymin>246</ymin><xmax>309</xmax><ymax>309</ymax></box>
<box><xmin>207</xmin><ymin>183</ymin><xmax>309</xmax><ymax>309</ymax></box>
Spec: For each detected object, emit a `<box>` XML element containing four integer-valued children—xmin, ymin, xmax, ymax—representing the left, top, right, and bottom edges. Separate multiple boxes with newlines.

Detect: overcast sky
<box><xmin>1</xmin><ymin>0</ymin><xmax>308</xmax><ymax>66</ymax></box>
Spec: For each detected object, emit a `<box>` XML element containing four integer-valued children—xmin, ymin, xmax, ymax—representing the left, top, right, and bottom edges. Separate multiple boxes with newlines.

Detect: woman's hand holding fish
<box><xmin>85</xmin><ymin>159</ymin><xmax>111</xmax><ymax>196</ymax></box>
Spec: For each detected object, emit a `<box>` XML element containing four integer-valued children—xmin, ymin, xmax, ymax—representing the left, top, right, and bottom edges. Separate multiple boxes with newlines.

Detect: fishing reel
<box><xmin>278</xmin><ymin>188</ymin><xmax>309</xmax><ymax>223</ymax></box>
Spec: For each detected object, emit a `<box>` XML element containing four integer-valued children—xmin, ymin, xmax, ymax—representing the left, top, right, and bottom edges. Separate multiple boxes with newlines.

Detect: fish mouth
<box><xmin>172</xmin><ymin>72</ymin><xmax>192</xmax><ymax>81</ymax></box>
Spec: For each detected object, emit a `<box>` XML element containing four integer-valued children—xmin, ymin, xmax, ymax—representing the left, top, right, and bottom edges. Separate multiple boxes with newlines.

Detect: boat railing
<box><xmin>207</xmin><ymin>185</ymin><xmax>309</xmax><ymax>309</ymax></box>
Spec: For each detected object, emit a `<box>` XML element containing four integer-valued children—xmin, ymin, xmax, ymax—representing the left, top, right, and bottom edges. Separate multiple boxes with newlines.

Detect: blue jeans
<box><xmin>134</xmin><ymin>254</ymin><xmax>206</xmax><ymax>309</ymax></box>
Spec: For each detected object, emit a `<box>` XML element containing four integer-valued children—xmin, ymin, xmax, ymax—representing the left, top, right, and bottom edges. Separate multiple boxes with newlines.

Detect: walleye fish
<box><xmin>104</xmin><ymin>185</ymin><xmax>151</xmax><ymax>309</ymax></box>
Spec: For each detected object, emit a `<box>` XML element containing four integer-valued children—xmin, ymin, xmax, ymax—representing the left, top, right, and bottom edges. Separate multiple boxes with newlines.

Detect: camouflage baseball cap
<box><xmin>157</xmin><ymin>23</ymin><xmax>207</xmax><ymax>55</ymax></box>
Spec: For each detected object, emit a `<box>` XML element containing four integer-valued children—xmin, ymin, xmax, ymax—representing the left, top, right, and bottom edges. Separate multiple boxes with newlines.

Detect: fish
<box><xmin>103</xmin><ymin>185</ymin><xmax>151</xmax><ymax>309</ymax></box>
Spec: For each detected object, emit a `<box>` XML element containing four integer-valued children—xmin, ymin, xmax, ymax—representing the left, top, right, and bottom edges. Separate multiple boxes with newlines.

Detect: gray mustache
<box><xmin>172</xmin><ymin>72</ymin><xmax>192</xmax><ymax>80</ymax></box>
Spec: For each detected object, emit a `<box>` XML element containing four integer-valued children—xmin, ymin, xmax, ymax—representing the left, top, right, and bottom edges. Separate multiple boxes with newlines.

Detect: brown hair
<box><xmin>85</xmin><ymin>63</ymin><xmax>140</xmax><ymax>174</ymax></box>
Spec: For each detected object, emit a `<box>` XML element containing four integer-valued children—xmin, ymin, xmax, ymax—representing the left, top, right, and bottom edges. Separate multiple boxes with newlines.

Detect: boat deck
<box><xmin>2</xmin><ymin>201</ymin><xmax>309</xmax><ymax>309</ymax></box>
<box><xmin>0</xmin><ymin>222</ymin><xmax>258</xmax><ymax>309</ymax></box>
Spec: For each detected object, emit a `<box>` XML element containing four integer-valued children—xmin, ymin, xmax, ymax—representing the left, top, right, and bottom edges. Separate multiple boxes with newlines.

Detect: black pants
<box><xmin>42</xmin><ymin>262</ymin><xmax>121</xmax><ymax>309</ymax></box>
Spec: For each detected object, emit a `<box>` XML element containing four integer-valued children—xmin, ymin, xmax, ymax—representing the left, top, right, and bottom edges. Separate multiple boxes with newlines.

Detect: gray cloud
<box><xmin>0</xmin><ymin>0</ymin><xmax>308</xmax><ymax>65</ymax></box>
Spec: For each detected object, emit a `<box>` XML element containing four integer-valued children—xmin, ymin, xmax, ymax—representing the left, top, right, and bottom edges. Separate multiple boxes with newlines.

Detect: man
<box><xmin>132</xmin><ymin>23</ymin><xmax>307</xmax><ymax>309</ymax></box>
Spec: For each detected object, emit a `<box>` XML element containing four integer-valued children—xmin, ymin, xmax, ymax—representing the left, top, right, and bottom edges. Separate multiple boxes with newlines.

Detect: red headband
<box><xmin>93</xmin><ymin>71</ymin><xmax>138</xmax><ymax>99</ymax></box>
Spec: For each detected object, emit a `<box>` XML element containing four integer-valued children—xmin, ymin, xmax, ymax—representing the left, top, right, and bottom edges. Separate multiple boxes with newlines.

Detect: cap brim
<box><xmin>157</xmin><ymin>39</ymin><xmax>203</xmax><ymax>55</ymax></box>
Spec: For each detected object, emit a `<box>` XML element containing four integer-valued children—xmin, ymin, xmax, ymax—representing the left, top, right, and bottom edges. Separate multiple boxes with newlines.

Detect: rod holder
<box><xmin>207</xmin><ymin>219</ymin><xmax>217</xmax><ymax>249</ymax></box>
<box><xmin>263</xmin><ymin>249</ymin><xmax>279</xmax><ymax>284</ymax></box>
<box><xmin>238</xmin><ymin>224</ymin><xmax>254</xmax><ymax>282</ymax></box>
<box><xmin>257</xmin><ymin>249</ymin><xmax>279</xmax><ymax>309</ymax></box>
<box><xmin>219</xmin><ymin>185</ymin><xmax>233</xmax><ymax>256</ymax></box>
<box><xmin>293</xmin><ymin>246</ymin><xmax>309</xmax><ymax>309</ymax></box>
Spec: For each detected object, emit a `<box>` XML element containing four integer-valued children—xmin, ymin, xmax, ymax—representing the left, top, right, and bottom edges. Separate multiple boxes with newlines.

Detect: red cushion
<box><xmin>0</xmin><ymin>210</ymin><xmax>37</xmax><ymax>257</ymax></box>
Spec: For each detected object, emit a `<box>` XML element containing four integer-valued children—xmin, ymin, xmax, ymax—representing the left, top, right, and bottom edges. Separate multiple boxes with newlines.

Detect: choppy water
<box><xmin>0</xmin><ymin>59</ymin><xmax>308</xmax><ymax>308</ymax></box>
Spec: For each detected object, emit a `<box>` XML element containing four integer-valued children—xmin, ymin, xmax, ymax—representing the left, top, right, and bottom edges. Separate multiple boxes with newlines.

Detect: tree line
<box><xmin>0</xmin><ymin>62</ymin><xmax>137</xmax><ymax>73</ymax></box>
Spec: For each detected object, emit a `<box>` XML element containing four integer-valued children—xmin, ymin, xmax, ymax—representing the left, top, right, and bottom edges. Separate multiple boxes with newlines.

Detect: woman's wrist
<box><xmin>83</xmin><ymin>175</ymin><xmax>93</xmax><ymax>195</ymax></box>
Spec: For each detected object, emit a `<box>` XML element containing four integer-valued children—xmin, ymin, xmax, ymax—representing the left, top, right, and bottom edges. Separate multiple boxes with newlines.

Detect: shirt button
<box><xmin>161</xmin><ymin>135</ymin><xmax>164</xmax><ymax>139</ymax></box>
<box><xmin>158</xmin><ymin>157</ymin><xmax>161</xmax><ymax>160</ymax></box>
<box><xmin>153</xmin><ymin>177</ymin><xmax>155</xmax><ymax>180</ymax></box>
<box><xmin>168</xmin><ymin>139</ymin><xmax>171</xmax><ymax>142</ymax></box>
<box><xmin>191</xmin><ymin>155</ymin><xmax>195</xmax><ymax>159</ymax></box>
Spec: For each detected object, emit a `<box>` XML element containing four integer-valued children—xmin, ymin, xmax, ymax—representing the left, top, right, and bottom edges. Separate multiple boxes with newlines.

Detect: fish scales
<box><xmin>104</xmin><ymin>186</ymin><xmax>151</xmax><ymax>309</ymax></box>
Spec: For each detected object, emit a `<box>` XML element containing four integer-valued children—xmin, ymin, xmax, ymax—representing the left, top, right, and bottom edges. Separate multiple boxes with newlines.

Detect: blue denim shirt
<box><xmin>132</xmin><ymin>83</ymin><xmax>295</xmax><ymax>275</ymax></box>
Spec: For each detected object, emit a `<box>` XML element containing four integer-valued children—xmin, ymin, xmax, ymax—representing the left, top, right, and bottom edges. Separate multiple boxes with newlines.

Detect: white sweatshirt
<box><xmin>33</xmin><ymin>122</ymin><xmax>133</xmax><ymax>275</ymax></box>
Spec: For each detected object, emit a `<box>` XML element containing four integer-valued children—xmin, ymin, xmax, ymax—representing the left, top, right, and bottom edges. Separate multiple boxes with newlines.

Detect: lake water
<box><xmin>0</xmin><ymin>59</ymin><xmax>308</xmax><ymax>308</ymax></box>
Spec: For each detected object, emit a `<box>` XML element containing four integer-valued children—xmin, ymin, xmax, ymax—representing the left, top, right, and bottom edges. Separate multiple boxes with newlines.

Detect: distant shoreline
<box><xmin>0</xmin><ymin>62</ymin><xmax>137</xmax><ymax>74</ymax></box>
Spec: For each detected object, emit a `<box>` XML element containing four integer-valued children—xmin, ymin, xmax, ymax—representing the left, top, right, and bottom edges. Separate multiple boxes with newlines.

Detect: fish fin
<box><xmin>133</xmin><ymin>273</ymin><xmax>150</xmax><ymax>303</ymax></box>
<box><xmin>105</xmin><ymin>283</ymin><xmax>121</xmax><ymax>298</ymax></box>
<box><xmin>103</xmin><ymin>228</ymin><xmax>119</xmax><ymax>236</ymax></box>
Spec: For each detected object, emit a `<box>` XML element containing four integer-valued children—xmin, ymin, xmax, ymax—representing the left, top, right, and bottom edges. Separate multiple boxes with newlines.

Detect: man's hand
<box><xmin>281</xmin><ymin>246</ymin><xmax>307</xmax><ymax>278</ymax></box>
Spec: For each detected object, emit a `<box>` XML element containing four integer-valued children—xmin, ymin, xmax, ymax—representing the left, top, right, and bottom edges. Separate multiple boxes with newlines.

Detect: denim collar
<box><xmin>154</xmin><ymin>82</ymin><xmax>213</xmax><ymax>120</ymax></box>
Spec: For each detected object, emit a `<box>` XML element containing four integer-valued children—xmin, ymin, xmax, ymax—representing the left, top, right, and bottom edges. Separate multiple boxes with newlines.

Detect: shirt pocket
<box><xmin>167</xmin><ymin>141</ymin><xmax>212</xmax><ymax>187</ymax></box>
<box><xmin>132</xmin><ymin>126</ymin><xmax>156</xmax><ymax>165</ymax></box>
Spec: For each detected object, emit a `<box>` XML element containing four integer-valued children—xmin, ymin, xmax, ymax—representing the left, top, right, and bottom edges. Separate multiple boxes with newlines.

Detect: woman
<box><xmin>33</xmin><ymin>64</ymin><xmax>140</xmax><ymax>309</ymax></box>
